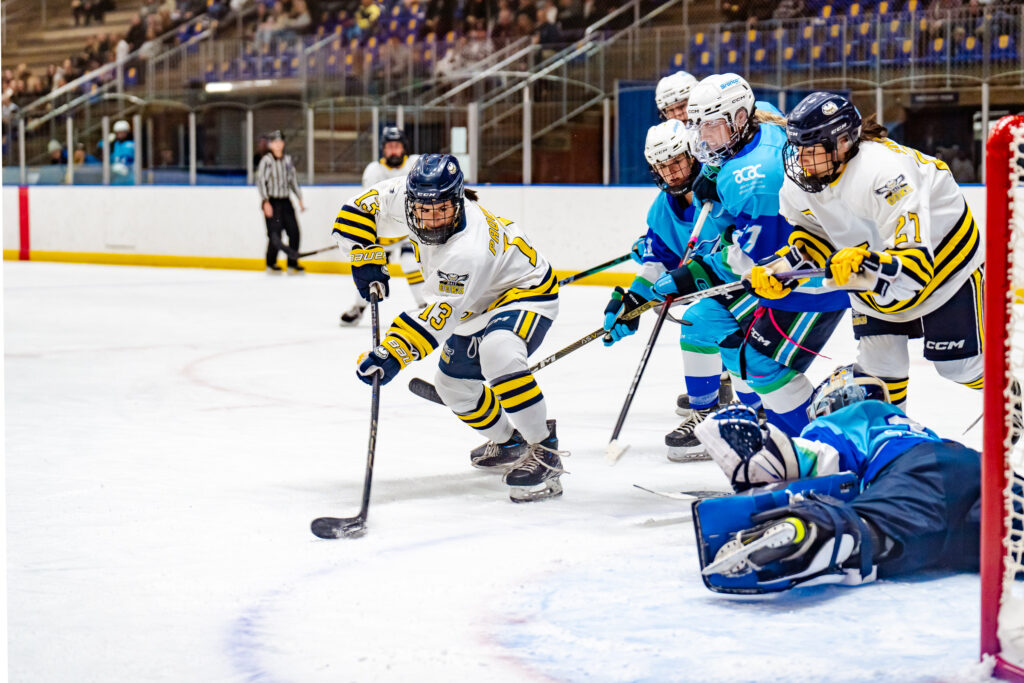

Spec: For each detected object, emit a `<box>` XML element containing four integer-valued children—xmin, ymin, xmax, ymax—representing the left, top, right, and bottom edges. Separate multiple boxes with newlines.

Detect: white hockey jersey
<box><xmin>779</xmin><ymin>138</ymin><xmax>982</xmax><ymax>322</ymax></box>
<box><xmin>331</xmin><ymin>176</ymin><xmax>559</xmax><ymax>361</ymax></box>
<box><xmin>360</xmin><ymin>154</ymin><xmax>421</xmax><ymax>189</ymax></box>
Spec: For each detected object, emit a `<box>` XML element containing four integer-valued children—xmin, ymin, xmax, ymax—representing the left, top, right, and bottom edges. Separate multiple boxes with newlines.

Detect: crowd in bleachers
<box><xmin>677</xmin><ymin>0</ymin><xmax>1022</xmax><ymax>75</ymax></box>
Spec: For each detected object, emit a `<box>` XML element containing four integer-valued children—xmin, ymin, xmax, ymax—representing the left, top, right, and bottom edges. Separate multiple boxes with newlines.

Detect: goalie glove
<box><xmin>824</xmin><ymin>247</ymin><xmax>921</xmax><ymax>302</ymax></box>
<box><xmin>602</xmin><ymin>286</ymin><xmax>647</xmax><ymax>346</ymax></box>
<box><xmin>693</xmin><ymin>404</ymin><xmax>803</xmax><ymax>491</ymax></box>
<box><xmin>744</xmin><ymin>245</ymin><xmax>813</xmax><ymax>300</ymax></box>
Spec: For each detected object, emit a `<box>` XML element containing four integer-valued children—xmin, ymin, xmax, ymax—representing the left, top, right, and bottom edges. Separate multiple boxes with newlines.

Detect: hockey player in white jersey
<box><xmin>339</xmin><ymin>126</ymin><xmax>425</xmax><ymax>326</ymax></box>
<box><xmin>752</xmin><ymin>92</ymin><xmax>985</xmax><ymax>408</ymax></box>
<box><xmin>335</xmin><ymin>154</ymin><xmax>566</xmax><ymax>502</ymax></box>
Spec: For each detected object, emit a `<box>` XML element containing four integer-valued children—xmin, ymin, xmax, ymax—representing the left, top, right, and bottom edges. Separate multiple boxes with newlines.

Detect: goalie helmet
<box><xmin>686</xmin><ymin>73</ymin><xmax>757</xmax><ymax>166</ymax></box>
<box><xmin>808</xmin><ymin>364</ymin><xmax>890</xmax><ymax>418</ymax></box>
<box><xmin>655</xmin><ymin>71</ymin><xmax>698</xmax><ymax>121</ymax></box>
<box><xmin>405</xmin><ymin>154</ymin><xmax>466</xmax><ymax>245</ymax></box>
<box><xmin>644</xmin><ymin>120</ymin><xmax>701</xmax><ymax>196</ymax></box>
<box><xmin>783</xmin><ymin>92</ymin><xmax>862</xmax><ymax>193</ymax></box>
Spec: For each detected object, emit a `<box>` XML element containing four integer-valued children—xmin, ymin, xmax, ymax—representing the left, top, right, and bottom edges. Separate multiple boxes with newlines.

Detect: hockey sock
<box><xmin>681</xmin><ymin>344</ymin><xmax>723</xmax><ymax>410</ymax></box>
<box><xmin>756</xmin><ymin>371</ymin><xmax>814</xmax><ymax>438</ymax></box>
<box><xmin>730</xmin><ymin>374</ymin><xmax>762</xmax><ymax>410</ymax></box>
<box><xmin>491</xmin><ymin>370</ymin><xmax>549</xmax><ymax>444</ymax></box>
<box><xmin>453</xmin><ymin>385</ymin><xmax>515</xmax><ymax>444</ymax></box>
<box><xmin>879</xmin><ymin>375</ymin><xmax>909</xmax><ymax>410</ymax></box>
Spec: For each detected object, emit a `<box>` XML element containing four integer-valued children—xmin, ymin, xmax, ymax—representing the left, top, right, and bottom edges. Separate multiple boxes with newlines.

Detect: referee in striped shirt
<box><xmin>257</xmin><ymin>130</ymin><xmax>305</xmax><ymax>273</ymax></box>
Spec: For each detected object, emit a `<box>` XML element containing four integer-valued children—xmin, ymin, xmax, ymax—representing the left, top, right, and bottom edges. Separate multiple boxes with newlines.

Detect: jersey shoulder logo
<box><xmin>873</xmin><ymin>174</ymin><xmax>913</xmax><ymax>205</ymax></box>
<box><xmin>437</xmin><ymin>270</ymin><xmax>469</xmax><ymax>295</ymax></box>
<box><xmin>731</xmin><ymin>164</ymin><xmax>765</xmax><ymax>183</ymax></box>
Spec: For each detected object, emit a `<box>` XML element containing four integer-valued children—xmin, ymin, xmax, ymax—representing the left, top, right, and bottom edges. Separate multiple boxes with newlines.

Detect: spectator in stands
<box><xmin>462</xmin><ymin>0</ymin><xmax>492</xmax><ymax>31</ymax></box>
<box><xmin>515</xmin><ymin>12</ymin><xmax>535</xmax><ymax>39</ymax></box>
<box><xmin>491</xmin><ymin>6</ymin><xmax>519</xmax><ymax>46</ymax></box>
<box><xmin>580</xmin><ymin>0</ymin><xmax>604</xmax><ymax>28</ymax></box>
<box><xmin>436</xmin><ymin>35</ymin><xmax>469</xmax><ymax>76</ymax></box>
<box><xmin>48</xmin><ymin>140</ymin><xmax>66</xmax><ymax>165</ymax></box>
<box><xmin>534</xmin><ymin>1</ymin><xmax>561</xmax><ymax>46</ymax></box>
<box><xmin>139</xmin><ymin>27</ymin><xmax>164</xmax><ymax>59</ymax></box>
<box><xmin>952</xmin><ymin>148</ymin><xmax>976</xmax><ymax>183</ymax></box>
<box><xmin>926</xmin><ymin>0</ymin><xmax>962</xmax><ymax>39</ymax></box>
<box><xmin>284</xmin><ymin>0</ymin><xmax>313</xmax><ymax>34</ymax></box>
<box><xmin>423</xmin><ymin>0</ymin><xmax>457</xmax><ymax>37</ymax></box>
<box><xmin>773</xmin><ymin>0</ymin><xmax>806</xmax><ymax>20</ymax></box>
<box><xmin>127</xmin><ymin>14</ymin><xmax>148</xmax><ymax>51</ymax></box>
<box><xmin>558</xmin><ymin>0</ymin><xmax>584</xmax><ymax>37</ymax></box>
<box><xmin>350</xmin><ymin>0</ymin><xmax>382</xmax><ymax>40</ymax></box>
<box><xmin>74</xmin><ymin>142</ymin><xmax>100</xmax><ymax>165</ymax></box>
<box><xmin>382</xmin><ymin>35</ymin><xmax>413</xmax><ymax>79</ymax></box>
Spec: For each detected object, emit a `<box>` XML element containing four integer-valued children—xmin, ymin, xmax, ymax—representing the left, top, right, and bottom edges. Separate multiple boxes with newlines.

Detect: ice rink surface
<box><xmin>5</xmin><ymin>262</ymin><xmax>993</xmax><ymax>682</ymax></box>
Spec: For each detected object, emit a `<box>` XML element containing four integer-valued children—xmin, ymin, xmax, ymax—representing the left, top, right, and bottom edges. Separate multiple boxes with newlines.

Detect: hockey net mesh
<box><xmin>997</xmin><ymin>115</ymin><xmax>1024</xmax><ymax>675</ymax></box>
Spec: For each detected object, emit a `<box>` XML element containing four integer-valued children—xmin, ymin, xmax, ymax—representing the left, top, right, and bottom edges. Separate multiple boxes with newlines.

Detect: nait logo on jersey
<box><xmin>874</xmin><ymin>174</ymin><xmax>913</xmax><ymax>205</ymax></box>
<box><xmin>732</xmin><ymin>164</ymin><xmax>765</xmax><ymax>183</ymax></box>
<box><xmin>437</xmin><ymin>270</ymin><xmax>469</xmax><ymax>295</ymax></box>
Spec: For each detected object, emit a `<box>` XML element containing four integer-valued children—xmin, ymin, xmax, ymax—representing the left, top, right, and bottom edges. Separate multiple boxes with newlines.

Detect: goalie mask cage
<box><xmin>984</xmin><ymin>114</ymin><xmax>1024</xmax><ymax>681</ymax></box>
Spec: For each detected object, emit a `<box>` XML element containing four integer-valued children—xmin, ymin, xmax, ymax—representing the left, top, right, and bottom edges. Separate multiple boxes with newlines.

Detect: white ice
<box><xmin>5</xmin><ymin>262</ymin><xmax>992</xmax><ymax>682</ymax></box>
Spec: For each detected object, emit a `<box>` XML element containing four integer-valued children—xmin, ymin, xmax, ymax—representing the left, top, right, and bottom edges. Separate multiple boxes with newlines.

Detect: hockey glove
<box><xmin>350</xmin><ymin>245</ymin><xmax>391</xmax><ymax>301</ymax></box>
<box><xmin>691</xmin><ymin>168</ymin><xmax>720</xmax><ymax>205</ymax></box>
<box><xmin>824</xmin><ymin>247</ymin><xmax>920</xmax><ymax>302</ymax></box>
<box><xmin>355</xmin><ymin>335</ymin><xmax>416</xmax><ymax>386</ymax></box>
<box><xmin>693</xmin><ymin>404</ymin><xmax>803</xmax><ymax>492</ymax></box>
<box><xmin>651</xmin><ymin>256</ymin><xmax>721</xmax><ymax>301</ymax></box>
<box><xmin>744</xmin><ymin>246</ymin><xmax>813</xmax><ymax>300</ymax></box>
<box><xmin>629</xmin><ymin>236</ymin><xmax>648</xmax><ymax>264</ymax></box>
<box><xmin>602</xmin><ymin>286</ymin><xmax>647</xmax><ymax>346</ymax></box>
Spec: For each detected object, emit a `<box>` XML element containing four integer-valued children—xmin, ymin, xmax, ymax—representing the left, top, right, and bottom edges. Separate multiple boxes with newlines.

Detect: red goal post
<box><xmin>983</xmin><ymin>113</ymin><xmax>1024</xmax><ymax>681</ymax></box>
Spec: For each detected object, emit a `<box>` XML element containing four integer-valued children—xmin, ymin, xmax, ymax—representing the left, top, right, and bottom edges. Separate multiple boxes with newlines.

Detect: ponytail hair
<box><xmin>464</xmin><ymin>187</ymin><xmax>478</xmax><ymax>202</ymax></box>
<box><xmin>859</xmin><ymin>115</ymin><xmax>888</xmax><ymax>141</ymax></box>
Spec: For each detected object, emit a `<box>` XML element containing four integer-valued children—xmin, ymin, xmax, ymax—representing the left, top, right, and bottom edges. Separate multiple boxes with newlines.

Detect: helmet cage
<box><xmin>693</xmin><ymin>107</ymin><xmax>757</xmax><ymax>166</ymax></box>
<box><xmin>808</xmin><ymin>364</ymin><xmax>890</xmax><ymax>418</ymax></box>
<box><xmin>405</xmin><ymin>195</ymin><xmax>465</xmax><ymax>245</ymax></box>
<box><xmin>649</xmin><ymin>153</ymin><xmax>699</xmax><ymax>196</ymax></box>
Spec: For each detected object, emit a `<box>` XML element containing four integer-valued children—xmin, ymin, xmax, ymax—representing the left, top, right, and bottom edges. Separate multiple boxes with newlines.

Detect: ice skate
<box><xmin>470</xmin><ymin>419</ymin><xmax>555</xmax><ymax>472</ymax></box>
<box><xmin>339</xmin><ymin>303</ymin><xmax>367</xmax><ymax>327</ymax></box>
<box><xmin>503</xmin><ymin>424</ymin><xmax>568</xmax><ymax>502</ymax></box>
<box><xmin>666</xmin><ymin>406</ymin><xmax>716</xmax><ymax>461</ymax></box>
<box><xmin>288</xmin><ymin>263</ymin><xmax>305</xmax><ymax>274</ymax></box>
<box><xmin>702</xmin><ymin>516</ymin><xmax>811</xmax><ymax>577</ymax></box>
<box><xmin>676</xmin><ymin>373</ymin><xmax>735</xmax><ymax>416</ymax></box>
<box><xmin>266</xmin><ymin>264</ymin><xmax>283</xmax><ymax>274</ymax></box>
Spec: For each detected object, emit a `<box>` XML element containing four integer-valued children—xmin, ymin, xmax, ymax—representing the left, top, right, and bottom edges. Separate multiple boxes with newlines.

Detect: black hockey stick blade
<box><xmin>296</xmin><ymin>244</ymin><xmax>339</xmax><ymax>259</ymax></box>
<box><xmin>311</xmin><ymin>515</ymin><xmax>367</xmax><ymax>539</ymax></box>
<box><xmin>409</xmin><ymin>377</ymin><xmax>444</xmax><ymax>405</ymax></box>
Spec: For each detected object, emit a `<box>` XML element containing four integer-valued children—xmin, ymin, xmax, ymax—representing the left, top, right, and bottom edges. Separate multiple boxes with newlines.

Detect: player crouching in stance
<box><xmin>347</xmin><ymin>155</ymin><xmax>566</xmax><ymax>503</ymax></box>
<box><xmin>689</xmin><ymin>365</ymin><xmax>982</xmax><ymax>593</ymax></box>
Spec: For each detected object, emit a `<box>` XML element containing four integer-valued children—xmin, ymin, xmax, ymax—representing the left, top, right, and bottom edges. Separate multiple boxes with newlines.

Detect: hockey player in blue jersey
<box><xmin>648</xmin><ymin>73</ymin><xmax>850</xmax><ymax>439</ymax></box>
<box><xmin>690</xmin><ymin>364</ymin><xmax>985</xmax><ymax>593</ymax></box>
<box><xmin>602</xmin><ymin>120</ymin><xmax>735</xmax><ymax>460</ymax></box>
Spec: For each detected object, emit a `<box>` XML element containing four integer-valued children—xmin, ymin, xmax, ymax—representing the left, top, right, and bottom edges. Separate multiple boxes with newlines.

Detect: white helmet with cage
<box><xmin>644</xmin><ymin>119</ymin><xmax>700</xmax><ymax>196</ymax></box>
<box><xmin>686</xmin><ymin>73</ymin><xmax>757</xmax><ymax>165</ymax></box>
<box><xmin>655</xmin><ymin>70</ymin><xmax>698</xmax><ymax>120</ymax></box>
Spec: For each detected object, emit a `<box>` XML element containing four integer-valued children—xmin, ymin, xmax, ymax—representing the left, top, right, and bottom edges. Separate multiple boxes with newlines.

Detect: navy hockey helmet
<box><xmin>783</xmin><ymin>92</ymin><xmax>862</xmax><ymax>193</ymax></box>
<box><xmin>808</xmin><ymin>364</ymin><xmax>890</xmax><ymax>419</ymax></box>
<box><xmin>405</xmin><ymin>154</ymin><xmax>466</xmax><ymax>245</ymax></box>
<box><xmin>380</xmin><ymin>126</ymin><xmax>409</xmax><ymax>166</ymax></box>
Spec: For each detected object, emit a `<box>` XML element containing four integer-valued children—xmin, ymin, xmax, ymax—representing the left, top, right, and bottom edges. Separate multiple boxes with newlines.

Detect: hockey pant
<box><xmin>350</xmin><ymin>238</ymin><xmax>426</xmax><ymax>307</ymax></box>
<box><xmin>852</xmin><ymin>440</ymin><xmax>981</xmax><ymax>577</ymax></box>
<box><xmin>852</xmin><ymin>266</ymin><xmax>985</xmax><ymax>409</ymax></box>
<box><xmin>265</xmin><ymin>198</ymin><xmax>300</xmax><ymax>268</ymax></box>
<box><xmin>434</xmin><ymin>310</ymin><xmax>554</xmax><ymax>445</ymax></box>
<box><xmin>680</xmin><ymin>291</ymin><xmax>845</xmax><ymax>436</ymax></box>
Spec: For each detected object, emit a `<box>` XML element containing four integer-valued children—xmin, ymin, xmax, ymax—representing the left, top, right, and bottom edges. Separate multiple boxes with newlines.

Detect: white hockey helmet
<box><xmin>113</xmin><ymin>119</ymin><xmax>131</xmax><ymax>133</ymax></box>
<box><xmin>686</xmin><ymin>73</ymin><xmax>757</xmax><ymax>165</ymax></box>
<box><xmin>655</xmin><ymin>70</ymin><xmax>698</xmax><ymax>121</ymax></box>
<box><xmin>644</xmin><ymin>119</ymin><xmax>700</xmax><ymax>196</ymax></box>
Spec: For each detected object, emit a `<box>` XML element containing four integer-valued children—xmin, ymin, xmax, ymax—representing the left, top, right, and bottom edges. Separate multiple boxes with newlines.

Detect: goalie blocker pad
<box><xmin>692</xmin><ymin>473</ymin><xmax>860</xmax><ymax>594</ymax></box>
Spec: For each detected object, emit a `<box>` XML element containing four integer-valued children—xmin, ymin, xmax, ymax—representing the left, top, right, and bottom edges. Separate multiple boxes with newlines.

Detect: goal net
<box><xmin>983</xmin><ymin>114</ymin><xmax>1024</xmax><ymax>681</ymax></box>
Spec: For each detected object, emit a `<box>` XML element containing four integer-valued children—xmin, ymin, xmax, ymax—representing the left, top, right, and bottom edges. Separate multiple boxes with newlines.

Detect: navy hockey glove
<box><xmin>651</xmin><ymin>257</ymin><xmax>722</xmax><ymax>301</ymax></box>
<box><xmin>629</xmin><ymin>236</ymin><xmax>648</xmax><ymax>264</ymax></box>
<box><xmin>350</xmin><ymin>245</ymin><xmax>391</xmax><ymax>301</ymax></box>
<box><xmin>356</xmin><ymin>335</ymin><xmax>415</xmax><ymax>386</ymax></box>
<box><xmin>691</xmin><ymin>168</ymin><xmax>720</xmax><ymax>205</ymax></box>
<box><xmin>602</xmin><ymin>286</ymin><xmax>647</xmax><ymax>346</ymax></box>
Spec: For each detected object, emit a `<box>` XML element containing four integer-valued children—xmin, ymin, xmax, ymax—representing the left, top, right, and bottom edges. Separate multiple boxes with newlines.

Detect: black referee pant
<box><xmin>265</xmin><ymin>197</ymin><xmax>301</xmax><ymax>268</ymax></box>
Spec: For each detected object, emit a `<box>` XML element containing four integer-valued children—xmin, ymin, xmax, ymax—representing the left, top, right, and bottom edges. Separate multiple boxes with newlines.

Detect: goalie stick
<box><xmin>311</xmin><ymin>283</ymin><xmax>385</xmax><ymax>539</ymax></box>
<box><xmin>632</xmin><ymin>484</ymin><xmax>732</xmax><ymax>501</ymax></box>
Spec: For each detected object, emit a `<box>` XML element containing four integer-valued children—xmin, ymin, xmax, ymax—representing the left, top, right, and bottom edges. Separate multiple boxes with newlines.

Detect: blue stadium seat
<box><xmin>957</xmin><ymin>33</ymin><xmax>982</xmax><ymax>62</ymax></box>
<box><xmin>991</xmin><ymin>33</ymin><xmax>1017</xmax><ymax>60</ymax></box>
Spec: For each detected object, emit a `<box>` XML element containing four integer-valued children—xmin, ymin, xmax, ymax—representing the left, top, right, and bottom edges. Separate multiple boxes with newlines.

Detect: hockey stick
<box><xmin>311</xmin><ymin>283</ymin><xmax>384</xmax><ymax>539</ymax></box>
<box><xmin>296</xmin><ymin>244</ymin><xmax>340</xmax><ymax>259</ymax></box>
<box><xmin>605</xmin><ymin>202</ymin><xmax>714</xmax><ymax>463</ymax></box>
<box><xmin>557</xmin><ymin>253</ymin><xmax>632</xmax><ymax>286</ymax></box>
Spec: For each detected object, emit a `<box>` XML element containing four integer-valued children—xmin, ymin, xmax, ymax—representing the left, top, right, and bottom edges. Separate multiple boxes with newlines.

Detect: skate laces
<box><xmin>672</xmin><ymin>406</ymin><xmax>715</xmax><ymax>436</ymax></box>
<box><xmin>512</xmin><ymin>443</ymin><xmax>570</xmax><ymax>476</ymax></box>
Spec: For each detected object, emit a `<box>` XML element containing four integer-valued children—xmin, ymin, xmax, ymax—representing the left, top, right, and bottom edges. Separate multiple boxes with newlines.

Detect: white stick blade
<box><xmin>605</xmin><ymin>439</ymin><xmax>629</xmax><ymax>465</ymax></box>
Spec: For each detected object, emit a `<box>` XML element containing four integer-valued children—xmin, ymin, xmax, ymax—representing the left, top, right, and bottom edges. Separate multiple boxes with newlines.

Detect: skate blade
<box><xmin>702</xmin><ymin>522</ymin><xmax>797</xmax><ymax>577</ymax></box>
<box><xmin>605</xmin><ymin>439</ymin><xmax>629</xmax><ymax>465</ymax></box>
<box><xmin>509</xmin><ymin>478</ymin><xmax>563</xmax><ymax>503</ymax></box>
<box><xmin>666</xmin><ymin>447</ymin><xmax>711</xmax><ymax>463</ymax></box>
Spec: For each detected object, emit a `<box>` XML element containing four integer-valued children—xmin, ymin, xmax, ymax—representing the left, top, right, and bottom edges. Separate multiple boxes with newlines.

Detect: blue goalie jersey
<box><xmin>797</xmin><ymin>400</ymin><xmax>943</xmax><ymax>486</ymax></box>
